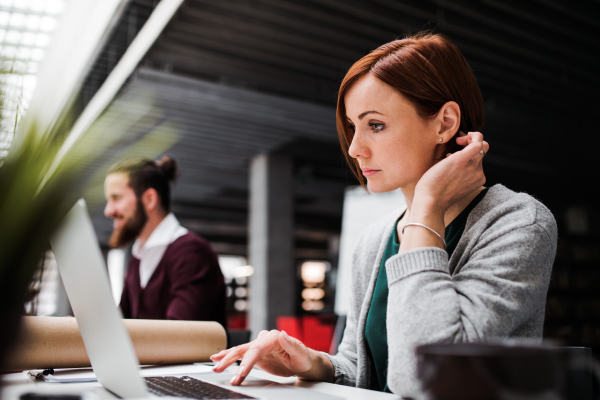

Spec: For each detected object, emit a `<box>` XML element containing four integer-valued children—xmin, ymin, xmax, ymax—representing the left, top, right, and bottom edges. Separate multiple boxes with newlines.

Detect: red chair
<box><xmin>276</xmin><ymin>316</ymin><xmax>303</xmax><ymax>340</ymax></box>
<box><xmin>276</xmin><ymin>315</ymin><xmax>335</xmax><ymax>353</ymax></box>
<box><xmin>302</xmin><ymin>316</ymin><xmax>334</xmax><ymax>352</ymax></box>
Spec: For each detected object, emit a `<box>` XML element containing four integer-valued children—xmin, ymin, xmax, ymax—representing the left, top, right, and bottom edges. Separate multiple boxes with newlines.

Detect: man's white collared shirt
<box><xmin>132</xmin><ymin>213</ymin><xmax>188</xmax><ymax>289</ymax></box>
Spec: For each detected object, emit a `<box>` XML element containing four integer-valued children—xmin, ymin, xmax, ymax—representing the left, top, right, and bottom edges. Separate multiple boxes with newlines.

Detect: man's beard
<box><xmin>109</xmin><ymin>198</ymin><xmax>148</xmax><ymax>248</ymax></box>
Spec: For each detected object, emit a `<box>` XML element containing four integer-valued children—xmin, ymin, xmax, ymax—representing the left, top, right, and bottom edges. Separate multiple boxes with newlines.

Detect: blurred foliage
<box><xmin>0</xmin><ymin>82</ymin><xmax>180</xmax><ymax>369</ymax></box>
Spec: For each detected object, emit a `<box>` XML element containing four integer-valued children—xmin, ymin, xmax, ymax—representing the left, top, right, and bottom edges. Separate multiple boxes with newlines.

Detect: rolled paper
<box><xmin>123</xmin><ymin>318</ymin><xmax>226</xmax><ymax>365</ymax></box>
<box><xmin>3</xmin><ymin>316</ymin><xmax>226</xmax><ymax>371</ymax></box>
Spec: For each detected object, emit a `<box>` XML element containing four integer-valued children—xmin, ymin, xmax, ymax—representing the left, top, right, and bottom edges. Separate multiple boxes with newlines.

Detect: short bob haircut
<box><xmin>336</xmin><ymin>33</ymin><xmax>485</xmax><ymax>188</ymax></box>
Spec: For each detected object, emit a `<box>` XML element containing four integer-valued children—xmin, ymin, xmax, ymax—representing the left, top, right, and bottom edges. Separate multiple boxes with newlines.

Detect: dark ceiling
<box><xmin>86</xmin><ymin>68</ymin><xmax>347</xmax><ymax>255</ymax></box>
<box><xmin>74</xmin><ymin>0</ymin><xmax>600</xmax><ymax>250</ymax></box>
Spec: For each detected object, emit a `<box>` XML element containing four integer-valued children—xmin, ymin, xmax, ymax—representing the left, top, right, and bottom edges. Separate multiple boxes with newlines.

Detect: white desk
<box><xmin>1</xmin><ymin>365</ymin><xmax>400</xmax><ymax>400</ymax></box>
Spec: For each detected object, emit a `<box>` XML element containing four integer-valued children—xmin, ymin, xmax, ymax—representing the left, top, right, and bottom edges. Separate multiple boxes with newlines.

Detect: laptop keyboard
<box><xmin>145</xmin><ymin>376</ymin><xmax>258</xmax><ymax>399</ymax></box>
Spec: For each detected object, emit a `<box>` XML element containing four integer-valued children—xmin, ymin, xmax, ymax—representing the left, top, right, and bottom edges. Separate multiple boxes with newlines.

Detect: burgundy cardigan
<box><xmin>119</xmin><ymin>232</ymin><xmax>226</xmax><ymax>328</ymax></box>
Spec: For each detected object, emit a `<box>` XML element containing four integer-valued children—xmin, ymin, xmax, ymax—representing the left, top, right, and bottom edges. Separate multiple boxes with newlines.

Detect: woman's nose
<box><xmin>348</xmin><ymin>131</ymin><xmax>368</xmax><ymax>159</ymax></box>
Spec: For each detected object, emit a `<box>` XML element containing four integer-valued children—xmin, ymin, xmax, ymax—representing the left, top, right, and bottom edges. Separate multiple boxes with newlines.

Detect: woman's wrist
<box><xmin>409</xmin><ymin>197</ymin><xmax>445</xmax><ymax>228</ymax></box>
<box><xmin>411</xmin><ymin>192</ymin><xmax>446</xmax><ymax>218</ymax></box>
<box><xmin>296</xmin><ymin>349</ymin><xmax>335</xmax><ymax>382</ymax></box>
<box><xmin>400</xmin><ymin>198</ymin><xmax>446</xmax><ymax>252</ymax></box>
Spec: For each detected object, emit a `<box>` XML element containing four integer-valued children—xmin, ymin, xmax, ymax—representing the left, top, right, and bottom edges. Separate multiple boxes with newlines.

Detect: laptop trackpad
<box><xmin>196</xmin><ymin>373</ymin><xmax>280</xmax><ymax>388</ymax></box>
<box><xmin>194</xmin><ymin>373</ymin><xmax>343</xmax><ymax>399</ymax></box>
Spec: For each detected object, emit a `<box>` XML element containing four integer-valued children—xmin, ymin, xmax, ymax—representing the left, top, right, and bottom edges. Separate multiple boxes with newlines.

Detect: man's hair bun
<box><xmin>108</xmin><ymin>155</ymin><xmax>179</xmax><ymax>212</ymax></box>
<box><xmin>157</xmin><ymin>155</ymin><xmax>179</xmax><ymax>183</ymax></box>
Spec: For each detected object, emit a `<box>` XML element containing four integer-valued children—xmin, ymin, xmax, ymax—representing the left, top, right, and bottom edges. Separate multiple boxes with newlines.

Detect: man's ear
<box><xmin>435</xmin><ymin>101</ymin><xmax>461</xmax><ymax>144</ymax></box>
<box><xmin>141</xmin><ymin>188</ymin><xmax>159</xmax><ymax>213</ymax></box>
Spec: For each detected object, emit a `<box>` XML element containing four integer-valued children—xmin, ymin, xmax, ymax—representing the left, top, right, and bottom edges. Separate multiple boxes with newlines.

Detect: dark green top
<box><xmin>364</xmin><ymin>188</ymin><xmax>489</xmax><ymax>392</ymax></box>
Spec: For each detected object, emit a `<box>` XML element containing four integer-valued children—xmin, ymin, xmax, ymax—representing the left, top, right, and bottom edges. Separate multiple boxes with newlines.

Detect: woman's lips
<box><xmin>361</xmin><ymin>168</ymin><xmax>381</xmax><ymax>177</ymax></box>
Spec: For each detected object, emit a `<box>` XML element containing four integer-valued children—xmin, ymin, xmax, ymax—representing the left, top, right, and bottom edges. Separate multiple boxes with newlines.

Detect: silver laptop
<box><xmin>50</xmin><ymin>199</ymin><xmax>341</xmax><ymax>400</ymax></box>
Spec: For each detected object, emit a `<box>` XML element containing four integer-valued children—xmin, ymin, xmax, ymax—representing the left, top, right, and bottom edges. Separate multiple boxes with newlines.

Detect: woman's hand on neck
<box><xmin>401</xmin><ymin>184</ymin><xmax>486</xmax><ymax>226</ymax></box>
<box><xmin>397</xmin><ymin>132</ymin><xmax>489</xmax><ymax>253</ymax></box>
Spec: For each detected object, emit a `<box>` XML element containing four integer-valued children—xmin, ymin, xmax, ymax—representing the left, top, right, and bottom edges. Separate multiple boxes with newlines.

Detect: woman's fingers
<box><xmin>414</xmin><ymin>130</ymin><xmax>490</xmax><ymax>213</ymax></box>
<box><xmin>277</xmin><ymin>331</ymin><xmax>304</xmax><ymax>359</ymax></box>
<box><xmin>277</xmin><ymin>331</ymin><xmax>313</xmax><ymax>372</ymax></box>
<box><xmin>212</xmin><ymin>343</ymin><xmax>252</xmax><ymax>373</ymax></box>
<box><xmin>278</xmin><ymin>330</ymin><xmax>296</xmax><ymax>351</ymax></box>
<box><xmin>468</xmin><ymin>131</ymin><xmax>484</xmax><ymax>141</ymax></box>
<box><xmin>210</xmin><ymin>329</ymin><xmax>273</xmax><ymax>368</ymax></box>
<box><xmin>210</xmin><ymin>350</ymin><xmax>226</xmax><ymax>361</ymax></box>
<box><xmin>212</xmin><ymin>330</ymin><xmax>314</xmax><ymax>386</ymax></box>
<box><xmin>462</xmin><ymin>140</ymin><xmax>486</xmax><ymax>161</ymax></box>
<box><xmin>456</xmin><ymin>131</ymin><xmax>484</xmax><ymax>146</ymax></box>
<box><xmin>455</xmin><ymin>134</ymin><xmax>469</xmax><ymax>146</ymax></box>
<box><xmin>230</xmin><ymin>330</ymin><xmax>282</xmax><ymax>385</ymax></box>
<box><xmin>211</xmin><ymin>345</ymin><xmax>239</xmax><ymax>361</ymax></box>
<box><xmin>453</xmin><ymin>131</ymin><xmax>489</xmax><ymax>161</ymax></box>
<box><xmin>230</xmin><ymin>347</ymin><xmax>262</xmax><ymax>385</ymax></box>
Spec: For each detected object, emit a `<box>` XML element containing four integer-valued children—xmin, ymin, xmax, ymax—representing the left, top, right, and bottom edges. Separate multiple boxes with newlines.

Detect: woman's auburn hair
<box><xmin>336</xmin><ymin>32</ymin><xmax>485</xmax><ymax>188</ymax></box>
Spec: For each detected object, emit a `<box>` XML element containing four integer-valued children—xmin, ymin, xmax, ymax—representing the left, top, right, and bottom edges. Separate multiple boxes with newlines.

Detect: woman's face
<box><xmin>345</xmin><ymin>73</ymin><xmax>439</xmax><ymax>193</ymax></box>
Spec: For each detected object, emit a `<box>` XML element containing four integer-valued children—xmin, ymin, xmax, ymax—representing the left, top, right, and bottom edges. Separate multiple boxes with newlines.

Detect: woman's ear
<box><xmin>435</xmin><ymin>101</ymin><xmax>461</xmax><ymax>144</ymax></box>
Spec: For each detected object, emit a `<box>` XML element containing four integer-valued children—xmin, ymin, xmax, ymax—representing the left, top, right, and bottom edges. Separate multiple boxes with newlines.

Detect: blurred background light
<box><xmin>302</xmin><ymin>288</ymin><xmax>325</xmax><ymax>301</ymax></box>
<box><xmin>0</xmin><ymin>0</ymin><xmax>65</xmax><ymax>161</ymax></box>
<box><xmin>217</xmin><ymin>255</ymin><xmax>247</xmax><ymax>282</ymax></box>
<box><xmin>234</xmin><ymin>287</ymin><xmax>247</xmax><ymax>298</ymax></box>
<box><xmin>300</xmin><ymin>261</ymin><xmax>329</xmax><ymax>287</ymax></box>
<box><xmin>234</xmin><ymin>299</ymin><xmax>248</xmax><ymax>312</ymax></box>
<box><xmin>232</xmin><ymin>265</ymin><xmax>254</xmax><ymax>278</ymax></box>
<box><xmin>302</xmin><ymin>300</ymin><xmax>324</xmax><ymax>312</ymax></box>
<box><xmin>234</xmin><ymin>277</ymin><xmax>247</xmax><ymax>286</ymax></box>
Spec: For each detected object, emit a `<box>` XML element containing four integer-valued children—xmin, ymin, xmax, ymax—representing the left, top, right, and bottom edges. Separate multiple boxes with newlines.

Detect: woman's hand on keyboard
<box><xmin>211</xmin><ymin>329</ymin><xmax>334</xmax><ymax>386</ymax></box>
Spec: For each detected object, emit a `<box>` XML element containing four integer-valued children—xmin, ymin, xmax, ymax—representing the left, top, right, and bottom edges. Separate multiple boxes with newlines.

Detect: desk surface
<box><xmin>0</xmin><ymin>365</ymin><xmax>400</xmax><ymax>400</ymax></box>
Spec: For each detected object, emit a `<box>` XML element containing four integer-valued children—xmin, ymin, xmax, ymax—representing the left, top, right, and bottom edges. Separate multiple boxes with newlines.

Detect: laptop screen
<box><xmin>50</xmin><ymin>199</ymin><xmax>147</xmax><ymax>399</ymax></box>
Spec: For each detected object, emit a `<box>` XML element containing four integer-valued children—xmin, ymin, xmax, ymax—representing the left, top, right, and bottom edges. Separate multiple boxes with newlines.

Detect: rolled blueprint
<box><xmin>3</xmin><ymin>316</ymin><xmax>226</xmax><ymax>371</ymax></box>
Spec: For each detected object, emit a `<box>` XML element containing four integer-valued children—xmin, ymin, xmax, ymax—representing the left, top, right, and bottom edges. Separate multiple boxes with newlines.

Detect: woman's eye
<box><xmin>348</xmin><ymin>124</ymin><xmax>356</xmax><ymax>132</ymax></box>
<box><xmin>369</xmin><ymin>123</ymin><xmax>384</xmax><ymax>132</ymax></box>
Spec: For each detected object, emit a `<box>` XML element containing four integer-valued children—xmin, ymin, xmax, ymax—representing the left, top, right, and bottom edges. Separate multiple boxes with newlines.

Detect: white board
<box><xmin>334</xmin><ymin>187</ymin><xmax>406</xmax><ymax>315</ymax></box>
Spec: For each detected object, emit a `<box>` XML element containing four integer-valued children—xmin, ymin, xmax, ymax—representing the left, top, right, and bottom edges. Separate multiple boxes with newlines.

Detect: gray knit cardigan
<box><xmin>325</xmin><ymin>184</ymin><xmax>558</xmax><ymax>398</ymax></box>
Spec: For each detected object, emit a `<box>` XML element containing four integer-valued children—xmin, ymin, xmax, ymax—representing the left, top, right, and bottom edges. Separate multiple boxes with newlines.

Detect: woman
<box><xmin>211</xmin><ymin>33</ymin><xmax>557</xmax><ymax>398</ymax></box>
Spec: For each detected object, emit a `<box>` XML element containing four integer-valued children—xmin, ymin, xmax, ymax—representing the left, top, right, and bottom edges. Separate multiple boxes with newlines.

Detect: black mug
<box><xmin>416</xmin><ymin>343</ymin><xmax>568</xmax><ymax>400</ymax></box>
<box><xmin>565</xmin><ymin>347</ymin><xmax>593</xmax><ymax>400</ymax></box>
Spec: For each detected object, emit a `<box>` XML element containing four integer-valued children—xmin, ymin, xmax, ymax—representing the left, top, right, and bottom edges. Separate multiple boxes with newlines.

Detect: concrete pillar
<box><xmin>248</xmin><ymin>153</ymin><xmax>294</xmax><ymax>337</ymax></box>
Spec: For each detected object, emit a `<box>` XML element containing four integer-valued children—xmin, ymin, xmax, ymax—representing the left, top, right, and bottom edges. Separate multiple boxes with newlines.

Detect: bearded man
<box><xmin>104</xmin><ymin>156</ymin><xmax>226</xmax><ymax>326</ymax></box>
